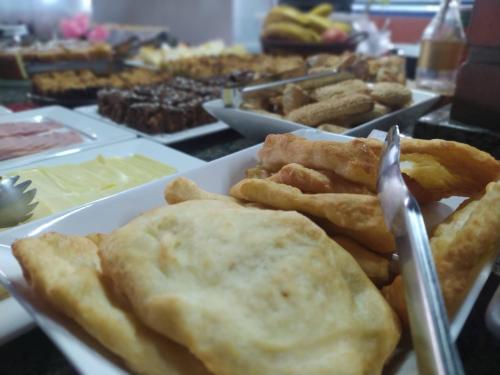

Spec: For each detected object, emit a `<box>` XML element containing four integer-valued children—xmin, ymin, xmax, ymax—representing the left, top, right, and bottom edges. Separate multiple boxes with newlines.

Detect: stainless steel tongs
<box><xmin>377</xmin><ymin>125</ymin><xmax>465</xmax><ymax>375</ymax></box>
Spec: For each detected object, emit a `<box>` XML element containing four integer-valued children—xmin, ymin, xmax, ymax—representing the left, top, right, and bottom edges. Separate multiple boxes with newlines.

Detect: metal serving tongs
<box><xmin>222</xmin><ymin>68</ymin><xmax>352</xmax><ymax>108</ymax></box>
<box><xmin>0</xmin><ymin>176</ymin><xmax>38</xmax><ymax>228</ymax></box>
<box><xmin>377</xmin><ymin>126</ymin><xmax>465</xmax><ymax>375</ymax></box>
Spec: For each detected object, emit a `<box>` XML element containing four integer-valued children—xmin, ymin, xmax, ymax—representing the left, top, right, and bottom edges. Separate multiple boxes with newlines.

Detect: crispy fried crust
<box><xmin>268</xmin><ymin>163</ymin><xmax>373</xmax><ymax>194</ymax></box>
<box><xmin>230</xmin><ymin>178</ymin><xmax>394</xmax><ymax>253</ymax></box>
<box><xmin>382</xmin><ymin>181</ymin><xmax>500</xmax><ymax>324</ymax></box>
<box><xmin>99</xmin><ymin>200</ymin><xmax>400</xmax><ymax>375</ymax></box>
<box><xmin>333</xmin><ymin>235</ymin><xmax>391</xmax><ymax>286</ymax></box>
<box><xmin>12</xmin><ymin>233</ymin><xmax>211</xmax><ymax>375</ymax></box>
<box><xmin>259</xmin><ymin>134</ymin><xmax>500</xmax><ymax>200</ymax></box>
<box><xmin>259</xmin><ymin>134</ymin><xmax>380</xmax><ymax>190</ymax></box>
<box><xmin>164</xmin><ymin>177</ymin><xmax>240</xmax><ymax>205</ymax></box>
<box><xmin>286</xmin><ymin>94</ymin><xmax>374</xmax><ymax>126</ymax></box>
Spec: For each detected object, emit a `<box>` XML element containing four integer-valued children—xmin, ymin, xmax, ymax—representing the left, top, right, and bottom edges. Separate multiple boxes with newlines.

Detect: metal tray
<box><xmin>204</xmin><ymin>89</ymin><xmax>439</xmax><ymax>140</ymax></box>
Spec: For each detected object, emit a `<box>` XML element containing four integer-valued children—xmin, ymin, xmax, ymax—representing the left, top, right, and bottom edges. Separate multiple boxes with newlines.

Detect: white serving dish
<box><xmin>75</xmin><ymin>105</ymin><xmax>229</xmax><ymax>145</ymax></box>
<box><xmin>203</xmin><ymin>89</ymin><xmax>440</xmax><ymax>140</ymax></box>
<box><xmin>0</xmin><ymin>129</ymin><xmax>494</xmax><ymax>374</ymax></box>
<box><xmin>0</xmin><ymin>138</ymin><xmax>205</xmax><ymax>345</ymax></box>
<box><xmin>0</xmin><ymin>106</ymin><xmax>135</xmax><ymax>170</ymax></box>
<box><xmin>0</xmin><ymin>105</ymin><xmax>12</xmax><ymax>115</ymax></box>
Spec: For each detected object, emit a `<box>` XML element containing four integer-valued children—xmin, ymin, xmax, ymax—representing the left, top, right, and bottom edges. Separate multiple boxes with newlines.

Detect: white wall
<box><xmin>92</xmin><ymin>0</ymin><xmax>234</xmax><ymax>44</ymax></box>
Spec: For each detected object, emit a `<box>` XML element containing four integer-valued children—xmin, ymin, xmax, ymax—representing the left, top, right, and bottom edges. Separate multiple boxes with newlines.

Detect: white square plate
<box><xmin>0</xmin><ymin>138</ymin><xmax>205</xmax><ymax>345</ymax></box>
<box><xmin>0</xmin><ymin>106</ymin><xmax>135</xmax><ymax>170</ymax></box>
<box><xmin>75</xmin><ymin>105</ymin><xmax>229</xmax><ymax>145</ymax></box>
<box><xmin>0</xmin><ymin>129</ymin><xmax>494</xmax><ymax>374</ymax></box>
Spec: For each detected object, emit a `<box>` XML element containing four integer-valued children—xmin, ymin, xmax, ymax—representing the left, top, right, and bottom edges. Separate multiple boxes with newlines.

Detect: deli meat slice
<box><xmin>0</xmin><ymin>121</ymin><xmax>62</xmax><ymax>138</ymax></box>
<box><xmin>0</xmin><ymin>131</ymin><xmax>83</xmax><ymax>161</ymax></box>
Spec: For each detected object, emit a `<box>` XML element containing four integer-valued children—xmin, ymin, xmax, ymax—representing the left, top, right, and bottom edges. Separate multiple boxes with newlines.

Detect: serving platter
<box><xmin>203</xmin><ymin>89</ymin><xmax>439</xmax><ymax>140</ymax></box>
<box><xmin>0</xmin><ymin>129</ymin><xmax>495</xmax><ymax>374</ymax></box>
<box><xmin>0</xmin><ymin>138</ymin><xmax>205</xmax><ymax>345</ymax></box>
<box><xmin>75</xmin><ymin>105</ymin><xmax>229</xmax><ymax>145</ymax></box>
<box><xmin>0</xmin><ymin>106</ymin><xmax>135</xmax><ymax>171</ymax></box>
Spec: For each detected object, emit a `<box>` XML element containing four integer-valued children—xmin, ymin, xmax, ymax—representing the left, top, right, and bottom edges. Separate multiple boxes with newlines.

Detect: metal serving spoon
<box><xmin>0</xmin><ymin>176</ymin><xmax>38</xmax><ymax>228</ymax></box>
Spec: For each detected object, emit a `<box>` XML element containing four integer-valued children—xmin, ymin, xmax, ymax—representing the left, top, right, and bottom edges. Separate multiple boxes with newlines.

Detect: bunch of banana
<box><xmin>262</xmin><ymin>3</ymin><xmax>351</xmax><ymax>44</ymax></box>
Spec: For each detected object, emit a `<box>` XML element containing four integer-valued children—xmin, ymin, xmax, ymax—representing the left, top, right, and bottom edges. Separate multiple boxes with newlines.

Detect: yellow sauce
<box><xmin>10</xmin><ymin>154</ymin><xmax>176</xmax><ymax>225</ymax></box>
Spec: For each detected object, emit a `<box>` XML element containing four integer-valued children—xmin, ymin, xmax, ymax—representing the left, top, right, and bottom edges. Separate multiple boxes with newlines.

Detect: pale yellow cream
<box><xmin>11</xmin><ymin>154</ymin><xmax>176</xmax><ymax>224</ymax></box>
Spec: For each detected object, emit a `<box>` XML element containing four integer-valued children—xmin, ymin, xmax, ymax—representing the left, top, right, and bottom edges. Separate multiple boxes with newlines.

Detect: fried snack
<box><xmin>246</xmin><ymin>165</ymin><xmax>271</xmax><ymax>179</ymax></box>
<box><xmin>286</xmin><ymin>93</ymin><xmax>374</xmax><ymax>127</ymax></box>
<box><xmin>282</xmin><ymin>84</ymin><xmax>312</xmax><ymax>115</ymax></box>
<box><xmin>99</xmin><ymin>200</ymin><xmax>400</xmax><ymax>375</ymax></box>
<box><xmin>12</xmin><ymin>233</ymin><xmax>210</xmax><ymax>375</ymax></box>
<box><xmin>383</xmin><ymin>180</ymin><xmax>500</xmax><ymax>325</ymax></box>
<box><xmin>332</xmin><ymin>103</ymin><xmax>390</xmax><ymax>128</ymax></box>
<box><xmin>311</xmin><ymin>79</ymin><xmax>368</xmax><ymax>101</ymax></box>
<box><xmin>317</xmin><ymin>124</ymin><xmax>348</xmax><ymax>133</ymax></box>
<box><xmin>259</xmin><ymin>134</ymin><xmax>500</xmax><ymax>199</ymax></box>
<box><xmin>259</xmin><ymin>134</ymin><xmax>380</xmax><ymax>189</ymax></box>
<box><xmin>333</xmin><ymin>235</ymin><xmax>391</xmax><ymax>286</ymax></box>
<box><xmin>230</xmin><ymin>178</ymin><xmax>394</xmax><ymax>253</ymax></box>
<box><xmin>165</xmin><ymin>177</ymin><xmax>240</xmax><ymax>205</ymax></box>
<box><xmin>268</xmin><ymin>163</ymin><xmax>373</xmax><ymax>194</ymax></box>
<box><xmin>370</xmin><ymin>82</ymin><xmax>412</xmax><ymax>107</ymax></box>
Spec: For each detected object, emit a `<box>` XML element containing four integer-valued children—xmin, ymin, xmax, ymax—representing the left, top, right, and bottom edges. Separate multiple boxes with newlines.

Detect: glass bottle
<box><xmin>416</xmin><ymin>0</ymin><xmax>466</xmax><ymax>95</ymax></box>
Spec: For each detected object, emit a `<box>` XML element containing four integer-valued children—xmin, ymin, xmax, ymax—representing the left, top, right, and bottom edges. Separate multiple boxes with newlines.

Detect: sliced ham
<box><xmin>0</xmin><ymin>121</ymin><xmax>62</xmax><ymax>138</ymax></box>
<box><xmin>0</xmin><ymin>131</ymin><xmax>83</xmax><ymax>161</ymax></box>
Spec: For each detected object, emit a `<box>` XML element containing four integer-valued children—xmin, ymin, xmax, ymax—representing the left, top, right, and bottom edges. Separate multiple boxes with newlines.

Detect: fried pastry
<box><xmin>164</xmin><ymin>177</ymin><xmax>240</xmax><ymax>205</ymax></box>
<box><xmin>286</xmin><ymin>93</ymin><xmax>374</xmax><ymax>126</ymax></box>
<box><xmin>282</xmin><ymin>84</ymin><xmax>312</xmax><ymax>115</ymax></box>
<box><xmin>259</xmin><ymin>134</ymin><xmax>500</xmax><ymax>199</ymax></box>
<box><xmin>382</xmin><ymin>180</ymin><xmax>500</xmax><ymax>324</ymax></box>
<box><xmin>333</xmin><ymin>235</ymin><xmax>391</xmax><ymax>286</ymax></box>
<box><xmin>230</xmin><ymin>178</ymin><xmax>394</xmax><ymax>253</ymax></box>
<box><xmin>99</xmin><ymin>200</ymin><xmax>400</xmax><ymax>375</ymax></box>
<box><xmin>331</xmin><ymin>103</ymin><xmax>390</xmax><ymax>128</ymax></box>
<box><xmin>259</xmin><ymin>134</ymin><xmax>380</xmax><ymax>189</ymax></box>
<box><xmin>268</xmin><ymin>163</ymin><xmax>373</xmax><ymax>194</ymax></box>
<box><xmin>12</xmin><ymin>233</ymin><xmax>211</xmax><ymax>375</ymax></box>
<box><xmin>370</xmin><ymin>82</ymin><xmax>412</xmax><ymax>107</ymax></box>
<box><xmin>311</xmin><ymin>79</ymin><xmax>368</xmax><ymax>101</ymax></box>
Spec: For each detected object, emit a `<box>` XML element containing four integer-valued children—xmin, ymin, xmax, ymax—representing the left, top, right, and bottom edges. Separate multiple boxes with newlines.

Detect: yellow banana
<box><xmin>309</xmin><ymin>3</ymin><xmax>334</xmax><ymax>17</ymax></box>
<box><xmin>305</xmin><ymin>13</ymin><xmax>335</xmax><ymax>33</ymax></box>
<box><xmin>263</xmin><ymin>6</ymin><xmax>308</xmax><ymax>28</ymax></box>
<box><xmin>262</xmin><ymin>22</ymin><xmax>321</xmax><ymax>43</ymax></box>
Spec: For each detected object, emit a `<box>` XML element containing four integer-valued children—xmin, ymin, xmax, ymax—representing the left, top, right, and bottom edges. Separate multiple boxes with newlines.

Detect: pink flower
<box><xmin>59</xmin><ymin>13</ymin><xmax>90</xmax><ymax>39</ymax></box>
<box><xmin>87</xmin><ymin>25</ymin><xmax>109</xmax><ymax>42</ymax></box>
<box><xmin>73</xmin><ymin>13</ymin><xmax>90</xmax><ymax>34</ymax></box>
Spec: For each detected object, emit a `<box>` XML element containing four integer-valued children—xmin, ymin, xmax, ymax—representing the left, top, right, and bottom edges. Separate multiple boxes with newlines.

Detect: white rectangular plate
<box><xmin>203</xmin><ymin>89</ymin><xmax>440</xmax><ymax>140</ymax></box>
<box><xmin>75</xmin><ymin>105</ymin><xmax>229</xmax><ymax>145</ymax></box>
<box><xmin>0</xmin><ymin>129</ymin><xmax>493</xmax><ymax>374</ymax></box>
<box><xmin>0</xmin><ymin>138</ymin><xmax>205</xmax><ymax>345</ymax></box>
<box><xmin>0</xmin><ymin>106</ymin><xmax>135</xmax><ymax>170</ymax></box>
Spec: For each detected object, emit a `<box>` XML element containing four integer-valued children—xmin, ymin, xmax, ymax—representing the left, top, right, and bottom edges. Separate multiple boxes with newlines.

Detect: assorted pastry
<box><xmin>10</xmin><ymin>134</ymin><xmax>500</xmax><ymax>375</ymax></box>
<box><xmin>241</xmin><ymin>52</ymin><xmax>409</xmax><ymax>133</ymax></box>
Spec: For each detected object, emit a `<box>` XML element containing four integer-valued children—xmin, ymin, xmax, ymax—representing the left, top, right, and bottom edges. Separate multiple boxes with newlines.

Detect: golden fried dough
<box><xmin>268</xmin><ymin>163</ymin><xmax>373</xmax><ymax>194</ymax></box>
<box><xmin>99</xmin><ymin>200</ymin><xmax>400</xmax><ymax>375</ymax></box>
<box><xmin>370</xmin><ymin>82</ymin><xmax>412</xmax><ymax>107</ymax></box>
<box><xmin>230</xmin><ymin>178</ymin><xmax>394</xmax><ymax>253</ymax></box>
<box><xmin>246</xmin><ymin>165</ymin><xmax>271</xmax><ymax>179</ymax></box>
<box><xmin>259</xmin><ymin>134</ymin><xmax>500</xmax><ymax>199</ymax></box>
<box><xmin>282</xmin><ymin>84</ymin><xmax>312</xmax><ymax>115</ymax></box>
<box><xmin>259</xmin><ymin>134</ymin><xmax>380</xmax><ymax>189</ymax></box>
<box><xmin>383</xmin><ymin>180</ymin><xmax>500</xmax><ymax>324</ymax></box>
<box><xmin>333</xmin><ymin>235</ymin><xmax>391</xmax><ymax>286</ymax></box>
<box><xmin>12</xmin><ymin>233</ymin><xmax>211</xmax><ymax>375</ymax></box>
<box><xmin>164</xmin><ymin>177</ymin><xmax>240</xmax><ymax>205</ymax></box>
<box><xmin>286</xmin><ymin>94</ymin><xmax>374</xmax><ymax>126</ymax></box>
<box><xmin>311</xmin><ymin>79</ymin><xmax>368</xmax><ymax>101</ymax></box>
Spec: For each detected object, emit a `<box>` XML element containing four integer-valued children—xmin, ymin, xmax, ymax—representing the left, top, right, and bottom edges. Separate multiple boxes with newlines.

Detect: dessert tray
<box><xmin>204</xmin><ymin>89</ymin><xmax>439</xmax><ymax>140</ymax></box>
<box><xmin>0</xmin><ymin>129</ymin><xmax>495</xmax><ymax>375</ymax></box>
